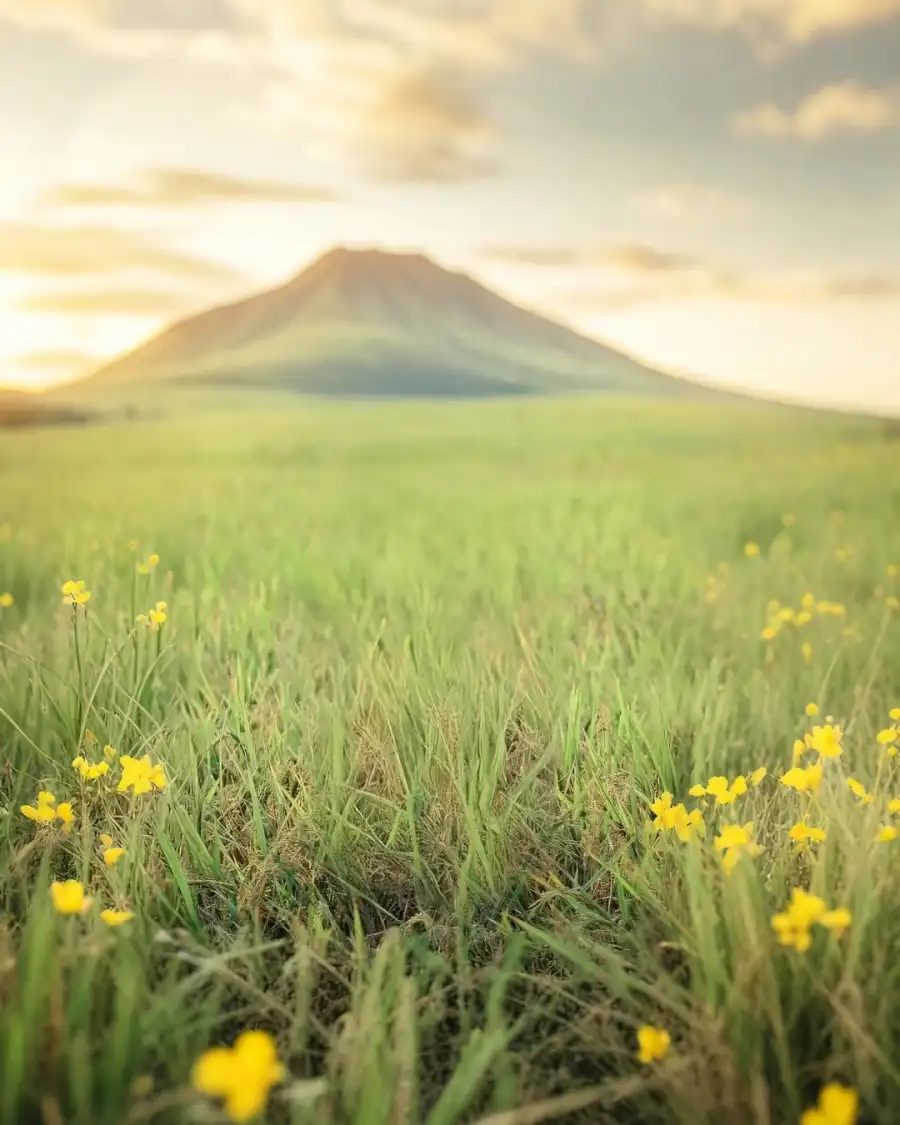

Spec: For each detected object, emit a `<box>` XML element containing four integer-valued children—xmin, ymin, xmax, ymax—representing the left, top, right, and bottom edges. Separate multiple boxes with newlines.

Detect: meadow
<box><xmin>1</xmin><ymin>396</ymin><xmax>899</xmax><ymax>1125</ymax></box>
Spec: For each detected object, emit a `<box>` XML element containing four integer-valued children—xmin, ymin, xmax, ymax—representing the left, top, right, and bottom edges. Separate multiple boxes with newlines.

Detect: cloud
<box><xmin>0</xmin><ymin>0</ymin><xmax>246</xmax><ymax>61</ymax></box>
<box><xmin>641</xmin><ymin>0</ymin><xmax>900</xmax><ymax>49</ymax></box>
<box><xmin>733</xmin><ymin>82</ymin><xmax>898</xmax><ymax>139</ymax></box>
<box><xmin>635</xmin><ymin>183</ymin><xmax>747</xmax><ymax>222</ymax></box>
<box><xmin>483</xmin><ymin>243</ymin><xmax>695</xmax><ymax>271</ymax></box>
<box><xmin>14</xmin><ymin>349</ymin><xmax>96</xmax><ymax>372</ymax></box>
<box><xmin>16</xmin><ymin>287</ymin><xmax>199</xmax><ymax>316</ymax></box>
<box><xmin>0</xmin><ymin>2</ymin><xmax>617</xmax><ymax>189</ymax></box>
<box><xmin>40</xmin><ymin>167</ymin><xmax>341</xmax><ymax>208</ymax></box>
<box><xmin>350</xmin><ymin>66</ymin><xmax>498</xmax><ymax>182</ymax></box>
<box><xmin>0</xmin><ymin>223</ymin><xmax>242</xmax><ymax>282</ymax></box>
<box><xmin>484</xmin><ymin>240</ymin><xmax>900</xmax><ymax>308</ymax></box>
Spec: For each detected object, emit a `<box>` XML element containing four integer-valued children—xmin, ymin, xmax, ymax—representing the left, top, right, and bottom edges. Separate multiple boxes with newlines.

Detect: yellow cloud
<box><xmin>485</xmin><ymin>242</ymin><xmax>900</xmax><ymax>308</ymax></box>
<box><xmin>642</xmin><ymin>0</ymin><xmax>900</xmax><ymax>47</ymax></box>
<box><xmin>0</xmin><ymin>223</ymin><xmax>242</xmax><ymax>281</ymax></box>
<box><xmin>17</xmin><ymin>287</ymin><xmax>200</xmax><ymax>316</ymax></box>
<box><xmin>484</xmin><ymin>244</ymin><xmax>694</xmax><ymax>270</ymax></box>
<box><xmin>14</xmin><ymin>349</ymin><xmax>96</xmax><ymax>373</ymax></box>
<box><xmin>353</xmin><ymin>67</ymin><xmax>497</xmax><ymax>182</ymax></box>
<box><xmin>41</xmin><ymin>168</ymin><xmax>340</xmax><ymax>208</ymax></box>
<box><xmin>733</xmin><ymin>82</ymin><xmax>898</xmax><ymax>139</ymax></box>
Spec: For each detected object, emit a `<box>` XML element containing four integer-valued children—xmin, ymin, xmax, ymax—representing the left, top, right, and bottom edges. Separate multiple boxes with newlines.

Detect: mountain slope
<box><xmin>75</xmin><ymin>247</ymin><xmax>709</xmax><ymax>399</ymax></box>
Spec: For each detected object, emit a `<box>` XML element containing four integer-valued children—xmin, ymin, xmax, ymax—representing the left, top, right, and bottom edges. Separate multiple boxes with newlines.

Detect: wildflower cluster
<box><xmin>649</xmin><ymin>792</ymin><xmax>704</xmax><ymax>841</ymax></box>
<box><xmin>136</xmin><ymin>601</ymin><xmax>167</xmax><ymax>630</ymax></box>
<box><xmin>771</xmin><ymin>888</ymin><xmax>851</xmax><ymax>951</ymax></box>
<box><xmin>118</xmin><ymin>754</ymin><xmax>167</xmax><ymax>795</ymax></box>
<box><xmin>760</xmin><ymin>593</ymin><xmax>844</xmax><ymax>643</ymax></box>
<box><xmin>650</xmin><ymin>769</ymin><xmax>767</xmax><ymax>875</ymax></box>
<box><xmin>50</xmin><ymin>880</ymin><xmax>134</xmax><ymax>927</ymax></box>
<box><xmin>20</xmin><ymin>790</ymin><xmax>75</xmax><ymax>831</ymax></box>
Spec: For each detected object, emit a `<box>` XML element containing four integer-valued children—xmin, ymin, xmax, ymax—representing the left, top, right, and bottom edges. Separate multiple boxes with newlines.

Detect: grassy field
<box><xmin>1</xmin><ymin>396</ymin><xmax>899</xmax><ymax>1125</ymax></box>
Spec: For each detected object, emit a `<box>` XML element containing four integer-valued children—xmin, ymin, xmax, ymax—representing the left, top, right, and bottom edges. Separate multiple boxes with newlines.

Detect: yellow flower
<box><xmin>789</xmin><ymin>821</ymin><xmax>827</xmax><ymax>850</ymax></box>
<box><xmin>777</xmin><ymin>607</ymin><xmax>796</xmax><ymax>624</ymax></box>
<box><xmin>802</xmin><ymin>642</ymin><xmax>813</xmax><ymax>664</ymax></box>
<box><xmin>780</xmin><ymin>763</ymin><xmax>822</xmax><ymax>793</ymax></box>
<box><xmin>750</xmin><ymin>767</ymin><xmax>767</xmax><ymax>786</ymax></box>
<box><xmin>701</xmin><ymin>775</ymin><xmax>747</xmax><ymax>805</ymax></box>
<box><xmin>117</xmin><ymin>754</ymin><xmax>168</xmax><ymax>796</ymax></box>
<box><xmin>103</xmin><ymin>846</ymin><xmax>126</xmax><ymax>867</ymax></box>
<box><xmin>744</xmin><ymin>541</ymin><xmax>760</xmax><ymax>558</ymax></box>
<box><xmin>877</xmin><ymin>826</ymin><xmax>898</xmax><ymax>843</ymax></box>
<box><xmin>876</xmin><ymin>728</ymin><xmax>898</xmax><ymax>745</ymax></box>
<box><xmin>137</xmin><ymin>601</ymin><xmax>168</xmax><ymax>630</ymax></box>
<box><xmin>761</xmin><ymin>625</ymin><xmax>779</xmax><ymax>641</ymax></box>
<box><xmin>792</xmin><ymin>738</ymin><xmax>806</xmax><ymax>764</ymax></box>
<box><xmin>771</xmin><ymin>888</ymin><xmax>826</xmax><ymax>951</ymax></box>
<box><xmin>72</xmin><ymin>755</ymin><xmax>110</xmax><ymax>781</ymax></box>
<box><xmin>51</xmin><ymin>880</ymin><xmax>90</xmax><ymax>915</ymax></box>
<box><xmin>649</xmin><ymin>791</ymin><xmax>674</xmax><ymax>829</ymax></box>
<box><xmin>101</xmin><ymin>908</ymin><xmax>134</xmax><ymax>926</ymax></box>
<box><xmin>192</xmin><ymin>1030</ymin><xmax>286</xmax><ymax>1123</ymax></box>
<box><xmin>136</xmin><ymin>553</ymin><xmax>161</xmax><ymax>575</ymax></box>
<box><xmin>0</xmin><ymin>592</ymin><xmax>13</xmax><ymax>608</ymax></box>
<box><xmin>636</xmin><ymin>1025</ymin><xmax>670</xmax><ymax>1064</ymax></box>
<box><xmin>671</xmin><ymin>805</ymin><xmax>704</xmax><ymax>842</ymax></box>
<box><xmin>61</xmin><ymin>579</ymin><xmax>92</xmax><ymax>607</ymax></box>
<box><xmin>802</xmin><ymin>592</ymin><xmax>816</xmax><ymax>610</ymax></box>
<box><xmin>806</xmin><ymin>724</ymin><xmax>843</xmax><ymax>760</ymax></box>
<box><xmin>800</xmin><ymin>1083</ymin><xmax>858</xmax><ymax>1125</ymax></box>
<box><xmin>714</xmin><ymin>821</ymin><xmax>763</xmax><ymax>875</ymax></box>
<box><xmin>21</xmin><ymin>790</ymin><xmax>58</xmax><ymax>823</ymax></box>
<box><xmin>650</xmin><ymin>794</ymin><xmax>703</xmax><ymax>841</ymax></box>
<box><xmin>819</xmin><ymin>908</ymin><xmax>852</xmax><ymax>937</ymax></box>
<box><xmin>795</xmin><ymin>611</ymin><xmax>813</xmax><ymax>627</ymax></box>
<box><xmin>890</xmin><ymin>707</ymin><xmax>900</xmax><ymax>721</ymax></box>
<box><xmin>889</xmin><ymin>798</ymin><xmax>900</xmax><ymax>815</ymax></box>
<box><xmin>55</xmin><ymin>802</ymin><xmax>75</xmax><ymax>832</ymax></box>
<box><xmin>817</xmin><ymin>601</ymin><xmax>846</xmax><ymax>617</ymax></box>
<box><xmin>847</xmin><ymin>777</ymin><xmax>873</xmax><ymax>806</ymax></box>
<box><xmin>126</xmin><ymin>539</ymin><xmax>139</xmax><ymax>552</ymax></box>
<box><xmin>806</xmin><ymin>702</ymin><xmax>819</xmax><ymax>717</ymax></box>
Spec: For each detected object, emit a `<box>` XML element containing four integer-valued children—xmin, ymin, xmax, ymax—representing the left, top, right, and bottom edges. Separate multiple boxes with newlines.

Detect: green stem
<box><xmin>72</xmin><ymin>609</ymin><xmax>84</xmax><ymax>736</ymax></box>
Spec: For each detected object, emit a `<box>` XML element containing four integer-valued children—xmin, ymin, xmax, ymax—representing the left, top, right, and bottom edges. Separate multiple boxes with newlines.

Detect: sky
<box><xmin>1</xmin><ymin>0</ymin><xmax>899</xmax><ymax>412</ymax></box>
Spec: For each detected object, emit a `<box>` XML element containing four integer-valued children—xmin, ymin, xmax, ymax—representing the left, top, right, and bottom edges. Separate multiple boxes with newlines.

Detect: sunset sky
<box><xmin>1</xmin><ymin>0</ymin><xmax>899</xmax><ymax>411</ymax></box>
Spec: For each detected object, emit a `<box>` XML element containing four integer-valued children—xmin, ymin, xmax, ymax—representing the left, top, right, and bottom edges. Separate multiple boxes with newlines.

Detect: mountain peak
<box><xmin>299</xmin><ymin>245</ymin><xmax>448</xmax><ymax>284</ymax></box>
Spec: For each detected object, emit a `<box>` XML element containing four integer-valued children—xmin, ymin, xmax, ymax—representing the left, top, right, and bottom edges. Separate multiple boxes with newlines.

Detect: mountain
<box><xmin>73</xmin><ymin>247</ymin><xmax>712</xmax><ymax>400</ymax></box>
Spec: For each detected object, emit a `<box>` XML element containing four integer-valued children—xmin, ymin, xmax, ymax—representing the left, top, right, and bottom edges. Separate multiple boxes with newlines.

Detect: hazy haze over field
<box><xmin>0</xmin><ymin>0</ymin><xmax>898</xmax><ymax>411</ymax></box>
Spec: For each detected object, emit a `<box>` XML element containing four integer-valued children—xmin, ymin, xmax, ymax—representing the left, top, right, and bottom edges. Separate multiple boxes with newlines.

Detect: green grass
<box><xmin>1</xmin><ymin>396</ymin><xmax>899</xmax><ymax>1125</ymax></box>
